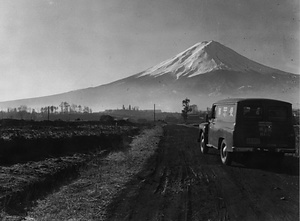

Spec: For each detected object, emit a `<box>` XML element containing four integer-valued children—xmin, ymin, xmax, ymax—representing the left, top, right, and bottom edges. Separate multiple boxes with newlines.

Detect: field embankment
<box><xmin>1</xmin><ymin>123</ymin><xmax>298</xmax><ymax>220</ymax></box>
<box><xmin>26</xmin><ymin>125</ymin><xmax>163</xmax><ymax>220</ymax></box>
<box><xmin>0</xmin><ymin>120</ymin><xmax>141</xmax><ymax>219</ymax></box>
<box><xmin>0</xmin><ymin>120</ymin><xmax>138</xmax><ymax>165</ymax></box>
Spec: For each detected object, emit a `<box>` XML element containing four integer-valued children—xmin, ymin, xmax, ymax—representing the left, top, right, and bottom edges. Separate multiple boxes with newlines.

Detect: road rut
<box><xmin>107</xmin><ymin>124</ymin><xmax>299</xmax><ymax>221</ymax></box>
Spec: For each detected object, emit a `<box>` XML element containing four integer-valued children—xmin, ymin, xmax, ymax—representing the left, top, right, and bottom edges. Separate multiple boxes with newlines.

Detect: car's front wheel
<box><xmin>220</xmin><ymin>139</ymin><xmax>233</xmax><ymax>165</ymax></box>
<box><xmin>200</xmin><ymin>133</ymin><xmax>208</xmax><ymax>154</ymax></box>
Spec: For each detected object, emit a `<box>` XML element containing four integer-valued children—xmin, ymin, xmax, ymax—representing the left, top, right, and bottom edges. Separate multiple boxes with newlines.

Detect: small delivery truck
<box><xmin>198</xmin><ymin>98</ymin><xmax>296</xmax><ymax>165</ymax></box>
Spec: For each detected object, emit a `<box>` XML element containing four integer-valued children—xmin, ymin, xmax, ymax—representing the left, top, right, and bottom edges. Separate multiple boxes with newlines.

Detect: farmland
<box><xmin>0</xmin><ymin>119</ymin><xmax>138</xmax><ymax>164</ymax></box>
<box><xmin>0</xmin><ymin>121</ymin><xmax>299</xmax><ymax>220</ymax></box>
<box><xmin>0</xmin><ymin>119</ymin><xmax>140</xmax><ymax>219</ymax></box>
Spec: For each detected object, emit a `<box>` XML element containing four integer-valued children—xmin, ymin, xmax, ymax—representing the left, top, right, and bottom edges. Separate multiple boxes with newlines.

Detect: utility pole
<box><xmin>47</xmin><ymin>106</ymin><xmax>50</xmax><ymax>121</ymax></box>
<box><xmin>154</xmin><ymin>104</ymin><xmax>156</xmax><ymax>124</ymax></box>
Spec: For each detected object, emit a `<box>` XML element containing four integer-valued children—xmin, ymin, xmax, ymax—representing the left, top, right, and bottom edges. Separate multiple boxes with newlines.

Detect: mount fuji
<box><xmin>1</xmin><ymin>41</ymin><xmax>299</xmax><ymax>112</ymax></box>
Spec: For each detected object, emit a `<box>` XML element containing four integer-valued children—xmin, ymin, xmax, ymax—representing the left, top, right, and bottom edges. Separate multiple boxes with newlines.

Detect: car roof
<box><xmin>214</xmin><ymin>98</ymin><xmax>291</xmax><ymax>105</ymax></box>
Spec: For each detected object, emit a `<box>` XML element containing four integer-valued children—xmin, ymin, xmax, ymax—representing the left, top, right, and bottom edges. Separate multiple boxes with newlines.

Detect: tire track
<box><xmin>106</xmin><ymin>124</ymin><xmax>299</xmax><ymax>221</ymax></box>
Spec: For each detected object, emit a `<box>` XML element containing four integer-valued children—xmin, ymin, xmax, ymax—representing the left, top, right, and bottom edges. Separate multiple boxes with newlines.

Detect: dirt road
<box><xmin>107</xmin><ymin>124</ymin><xmax>299</xmax><ymax>221</ymax></box>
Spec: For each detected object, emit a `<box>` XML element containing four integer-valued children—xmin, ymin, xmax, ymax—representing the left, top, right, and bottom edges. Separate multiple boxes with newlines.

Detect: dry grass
<box><xmin>25</xmin><ymin>125</ymin><xmax>163</xmax><ymax>221</ymax></box>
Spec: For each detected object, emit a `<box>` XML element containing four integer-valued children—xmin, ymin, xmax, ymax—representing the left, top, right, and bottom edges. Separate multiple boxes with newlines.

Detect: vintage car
<box><xmin>198</xmin><ymin>98</ymin><xmax>296</xmax><ymax>165</ymax></box>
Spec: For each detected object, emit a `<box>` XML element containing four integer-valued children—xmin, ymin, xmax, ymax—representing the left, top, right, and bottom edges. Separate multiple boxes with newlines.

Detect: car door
<box><xmin>208</xmin><ymin>105</ymin><xmax>219</xmax><ymax>147</ymax></box>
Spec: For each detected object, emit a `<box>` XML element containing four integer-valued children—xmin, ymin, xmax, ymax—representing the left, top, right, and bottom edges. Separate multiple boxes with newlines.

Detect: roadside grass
<box><xmin>25</xmin><ymin>125</ymin><xmax>163</xmax><ymax>221</ymax></box>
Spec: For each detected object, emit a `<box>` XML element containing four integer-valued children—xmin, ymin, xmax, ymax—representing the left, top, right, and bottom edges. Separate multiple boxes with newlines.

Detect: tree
<box><xmin>78</xmin><ymin>105</ymin><xmax>82</xmax><ymax>113</ymax></box>
<box><xmin>59</xmin><ymin>102</ymin><xmax>64</xmax><ymax>113</ymax></box>
<box><xmin>181</xmin><ymin>98</ymin><xmax>192</xmax><ymax>122</ymax></box>
<box><xmin>40</xmin><ymin>107</ymin><xmax>48</xmax><ymax>114</ymax></box>
<box><xmin>31</xmin><ymin>109</ymin><xmax>37</xmax><ymax>120</ymax></box>
<box><xmin>17</xmin><ymin>105</ymin><xmax>28</xmax><ymax>119</ymax></box>
<box><xmin>83</xmin><ymin>106</ymin><xmax>90</xmax><ymax>114</ymax></box>
<box><xmin>70</xmin><ymin>104</ymin><xmax>77</xmax><ymax>113</ymax></box>
<box><xmin>64</xmin><ymin>102</ymin><xmax>70</xmax><ymax>113</ymax></box>
<box><xmin>50</xmin><ymin>106</ymin><xmax>55</xmax><ymax>114</ymax></box>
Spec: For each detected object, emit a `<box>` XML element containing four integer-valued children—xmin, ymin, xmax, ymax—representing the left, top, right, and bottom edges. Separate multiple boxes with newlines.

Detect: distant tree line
<box><xmin>0</xmin><ymin>102</ymin><xmax>93</xmax><ymax>120</ymax></box>
<box><xmin>122</xmin><ymin>104</ymin><xmax>139</xmax><ymax>111</ymax></box>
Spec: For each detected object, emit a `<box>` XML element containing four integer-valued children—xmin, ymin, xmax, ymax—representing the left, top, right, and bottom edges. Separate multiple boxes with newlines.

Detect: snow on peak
<box><xmin>136</xmin><ymin>40</ymin><xmax>286</xmax><ymax>79</ymax></box>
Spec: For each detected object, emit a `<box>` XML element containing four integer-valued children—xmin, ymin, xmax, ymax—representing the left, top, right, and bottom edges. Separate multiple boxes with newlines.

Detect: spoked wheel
<box><xmin>220</xmin><ymin>139</ymin><xmax>233</xmax><ymax>165</ymax></box>
<box><xmin>200</xmin><ymin>133</ymin><xmax>208</xmax><ymax>154</ymax></box>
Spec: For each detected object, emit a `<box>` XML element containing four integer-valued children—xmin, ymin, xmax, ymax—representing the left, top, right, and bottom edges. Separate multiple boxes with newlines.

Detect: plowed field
<box><xmin>3</xmin><ymin>124</ymin><xmax>298</xmax><ymax>220</ymax></box>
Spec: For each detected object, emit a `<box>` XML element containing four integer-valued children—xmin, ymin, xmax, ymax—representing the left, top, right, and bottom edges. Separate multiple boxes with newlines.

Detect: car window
<box><xmin>243</xmin><ymin>105</ymin><xmax>262</xmax><ymax>120</ymax></box>
<box><xmin>216</xmin><ymin>105</ymin><xmax>235</xmax><ymax>122</ymax></box>
<box><xmin>267</xmin><ymin>106</ymin><xmax>288</xmax><ymax>121</ymax></box>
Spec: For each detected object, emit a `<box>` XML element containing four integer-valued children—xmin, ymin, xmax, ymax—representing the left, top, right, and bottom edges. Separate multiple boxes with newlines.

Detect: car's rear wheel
<box><xmin>200</xmin><ymin>133</ymin><xmax>208</xmax><ymax>154</ymax></box>
<box><xmin>220</xmin><ymin>139</ymin><xmax>233</xmax><ymax>165</ymax></box>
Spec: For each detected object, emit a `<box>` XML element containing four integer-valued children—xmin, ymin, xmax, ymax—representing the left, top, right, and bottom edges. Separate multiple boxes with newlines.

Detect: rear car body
<box><xmin>198</xmin><ymin>98</ymin><xmax>296</xmax><ymax>165</ymax></box>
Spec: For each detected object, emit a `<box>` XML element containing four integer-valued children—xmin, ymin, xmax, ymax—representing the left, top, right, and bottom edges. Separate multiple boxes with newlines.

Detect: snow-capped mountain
<box><xmin>0</xmin><ymin>41</ymin><xmax>299</xmax><ymax>112</ymax></box>
<box><xmin>136</xmin><ymin>41</ymin><xmax>286</xmax><ymax>79</ymax></box>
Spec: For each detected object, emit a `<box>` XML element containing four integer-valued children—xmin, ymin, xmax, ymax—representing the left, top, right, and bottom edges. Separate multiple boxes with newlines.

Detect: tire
<box><xmin>200</xmin><ymin>133</ymin><xmax>208</xmax><ymax>154</ymax></box>
<box><xmin>220</xmin><ymin>139</ymin><xmax>233</xmax><ymax>165</ymax></box>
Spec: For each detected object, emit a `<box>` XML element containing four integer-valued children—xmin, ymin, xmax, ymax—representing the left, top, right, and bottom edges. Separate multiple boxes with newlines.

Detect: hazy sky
<box><xmin>0</xmin><ymin>0</ymin><xmax>299</xmax><ymax>101</ymax></box>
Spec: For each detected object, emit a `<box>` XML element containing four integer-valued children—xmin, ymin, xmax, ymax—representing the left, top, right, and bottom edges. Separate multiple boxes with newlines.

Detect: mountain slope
<box><xmin>0</xmin><ymin>41</ymin><xmax>299</xmax><ymax>112</ymax></box>
<box><xmin>135</xmin><ymin>40</ymin><xmax>288</xmax><ymax>79</ymax></box>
